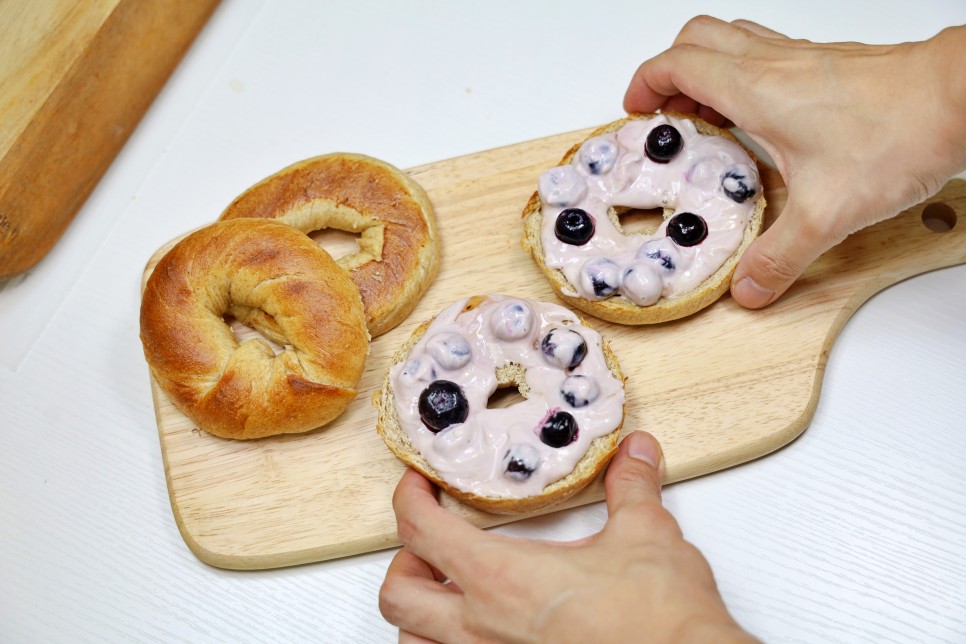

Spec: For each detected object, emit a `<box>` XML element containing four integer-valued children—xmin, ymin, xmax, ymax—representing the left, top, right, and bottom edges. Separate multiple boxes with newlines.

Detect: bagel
<box><xmin>218</xmin><ymin>153</ymin><xmax>439</xmax><ymax>337</ymax></box>
<box><xmin>376</xmin><ymin>295</ymin><xmax>625</xmax><ymax>514</ymax></box>
<box><xmin>523</xmin><ymin>112</ymin><xmax>766</xmax><ymax>324</ymax></box>
<box><xmin>139</xmin><ymin>218</ymin><xmax>370</xmax><ymax>440</ymax></box>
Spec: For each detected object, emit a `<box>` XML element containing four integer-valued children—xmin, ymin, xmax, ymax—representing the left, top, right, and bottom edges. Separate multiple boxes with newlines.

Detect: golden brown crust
<box><xmin>219</xmin><ymin>153</ymin><xmax>440</xmax><ymax>337</ymax></box>
<box><xmin>375</xmin><ymin>300</ymin><xmax>625</xmax><ymax>515</ymax></box>
<box><xmin>522</xmin><ymin>112</ymin><xmax>767</xmax><ymax>325</ymax></box>
<box><xmin>140</xmin><ymin>218</ymin><xmax>370</xmax><ymax>440</ymax></box>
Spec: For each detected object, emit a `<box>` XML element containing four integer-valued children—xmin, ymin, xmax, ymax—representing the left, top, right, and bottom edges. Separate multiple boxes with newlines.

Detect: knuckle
<box><xmin>750</xmin><ymin>242</ymin><xmax>804</xmax><ymax>284</ymax></box>
<box><xmin>377</xmin><ymin>579</ymin><xmax>402</xmax><ymax>624</ymax></box>
<box><xmin>395</xmin><ymin>514</ymin><xmax>419</xmax><ymax>545</ymax></box>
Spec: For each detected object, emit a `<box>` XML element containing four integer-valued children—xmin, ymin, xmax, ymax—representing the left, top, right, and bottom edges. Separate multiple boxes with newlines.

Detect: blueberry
<box><xmin>645</xmin><ymin>124</ymin><xmax>683</xmax><ymax>163</ymax></box>
<box><xmin>539</xmin><ymin>411</ymin><xmax>578</xmax><ymax>448</ymax></box>
<box><xmin>554</xmin><ymin>208</ymin><xmax>595</xmax><ymax>245</ymax></box>
<box><xmin>503</xmin><ymin>444</ymin><xmax>541</xmax><ymax>480</ymax></box>
<box><xmin>538</xmin><ymin>165</ymin><xmax>587</xmax><ymax>206</ymax></box>
<box><xmin>490</xmin><ymin>301</ymin><xmax>533</xmax><ymax>341</ymax></box>
<box><xmin>418</xmin><ymin>380</ymin><xmax>469</xmax><ymax>433</ymax></box>
<box><xmin>579</xmin><ymin>258</ymin><xmax>621</xmax><ymax>298</ymax></box>
<box><xmin>560</xmin><ymin>375</ymin><xmax>600</xmax><ymax>408</ymax></box>
<box><xmin>721</xmin><ymin>167</ymin><xmax>757</xmax><ymax>203</ymax></box>
<box><xmin>666</xmin><ymin>212</ymin><xmax>708</xmax><ymax>247</ymax></box>
<box><xmin>425</xmin><ymin>332</ymin><xmax>471</xmax><ymax>370</ymax></box>
<box><xmin>579</xmin><ymin>137</ymin><xmax>618</xmax><ymax>175</ymax></box>
<box><xmin>540</xmin><ymin>328</ymin><xmax>587</xmax><ymax>370</ymax></box>
<box><xmin>645</xmin><ymin>249</ymin><xmax>676</xmax><ymax>272</ymax></box>
<box><xmin>621</xmin><ymin>263</ymin><xmax>662</xmax><ymax>306</ymax></box>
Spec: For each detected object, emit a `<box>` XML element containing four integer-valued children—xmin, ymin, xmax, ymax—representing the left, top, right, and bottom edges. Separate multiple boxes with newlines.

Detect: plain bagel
<box><xmin>139</xmin><ymin>218</ymin><xmax>370</xmax><ymax>440</ymax></box>
<box><xmin>523</xmin><ymin>112</ymin><xmax>766</xmax><ymax>325</ymax></box>
<box><xmin>218</xmin><ymin>153</ymin><xmax>439</xmax><ymax>337</ymax></box>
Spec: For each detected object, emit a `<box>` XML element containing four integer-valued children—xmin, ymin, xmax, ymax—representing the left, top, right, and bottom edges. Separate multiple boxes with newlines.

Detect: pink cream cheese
<box><xmin>389</xmin><ymin>295</ymin><xmax>625</xmax><ymax>499</ymax></box>
<box><xmin>538</xmin><ymin>114</ymin><xmax>760</xmax><ymax>304</ymax></box>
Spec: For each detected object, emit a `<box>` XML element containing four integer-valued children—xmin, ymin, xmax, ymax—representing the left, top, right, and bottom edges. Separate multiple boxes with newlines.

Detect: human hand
<box><xmin>379</xmin><ymin>431</ymin><xmax>757</xmax><ymax>644</ymax></box>
<box><xmin>624</xmin><ymin>17</ymin><xmax>966</xmax><ymax>308</ymax></box>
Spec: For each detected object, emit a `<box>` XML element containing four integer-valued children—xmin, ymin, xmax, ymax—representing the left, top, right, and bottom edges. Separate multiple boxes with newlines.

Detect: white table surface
<box><xmin>3</xmin><ymin>1</ymin><xmax>965</xmax><ymax>642</ymax></box>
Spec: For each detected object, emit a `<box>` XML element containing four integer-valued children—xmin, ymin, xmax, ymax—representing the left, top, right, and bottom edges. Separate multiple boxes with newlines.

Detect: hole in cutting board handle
<box><xmin>921</xmin><ymin>202</ymin><xmax>957</xmax><ymax>233</ymax></box>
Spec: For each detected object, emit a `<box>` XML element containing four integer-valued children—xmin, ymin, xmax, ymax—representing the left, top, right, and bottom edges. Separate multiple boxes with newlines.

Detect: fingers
<box><xmin>391</xmin><ymin>468</ymin><xmax>498</xmax><ymax>585</ymax></box>
<box><xmin>731</xmin><ymin>19</ymin><xmax>790</xmax><ymax>39</ymax></box>
<box><xmin>380</xmin><ymin>547</ymin><xmax>466</xmax><ymax>643</ymax></box>
<box><xmin>605</xmin><ymin>431</ymin><xmax>665</xmax><ymax>510</ymax></box>
<box><xmin>672</xmin><ymin>15</ymin><xmax>760</xmax><ymax>55</ymax></box>
<box><xmin>623</xmin><ymin>43</ymin><xmax>740</xmax><ymax>118</ymax></box>
<box><xmin>730</xmin><ymin>195</ymin><xmax>837</xmax><ymax>308</ymax></box>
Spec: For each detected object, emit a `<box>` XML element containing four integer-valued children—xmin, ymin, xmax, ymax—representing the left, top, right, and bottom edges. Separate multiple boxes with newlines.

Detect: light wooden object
<box><xmin>0</xmin><ymin>0</ymin><xmax>219</xmax><ymax>279</ymax></box>
<box><xmin>141</xmin><ymin>129</ymin><xmax>966</xmax><ymax>570</ymax></box>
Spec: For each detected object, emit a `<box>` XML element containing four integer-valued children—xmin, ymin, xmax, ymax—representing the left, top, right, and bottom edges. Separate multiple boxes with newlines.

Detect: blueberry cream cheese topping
<box><xmin>389</xmin><ymin>295</ymin><xmax>625</xmax><ymax>499</ymax></box>
<box><xmin>537</xmin><ymin>114</ymin><xmax>761</xmax><ymax>303</ymax></box>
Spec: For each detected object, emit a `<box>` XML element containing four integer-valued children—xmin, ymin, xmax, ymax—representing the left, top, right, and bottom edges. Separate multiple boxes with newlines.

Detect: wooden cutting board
<box><xmin>142</xmin><ymin>128</ymin><xmax>966</xmax><ymax>570</ymax></box>
<box><xmin>0</xmin><ymin>0</ymin><xmax>219</xmax><ymax>279</ymax></box>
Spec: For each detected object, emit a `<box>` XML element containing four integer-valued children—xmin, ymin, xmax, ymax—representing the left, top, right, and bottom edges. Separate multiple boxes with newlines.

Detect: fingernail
<box><xmin>626</xmin><ymin>432</ymin><xmax>663</xmax><ymax>471</ymax></box>
<box><xmin>733</xmin><ymin>276</ymin><xmax>775</xmax><ymax>309</ymax></box>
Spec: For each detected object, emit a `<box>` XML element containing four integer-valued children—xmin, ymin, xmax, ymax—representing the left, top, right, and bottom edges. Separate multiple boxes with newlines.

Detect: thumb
<box><xmin>604</xmin><ymin>431</ymin><xmax>666</xmax><ymax>519</ymax></box>
<box><xmin>731</xmin><ymin>196</ymin><xmax>833</xmax><ymax>308</ymax></box>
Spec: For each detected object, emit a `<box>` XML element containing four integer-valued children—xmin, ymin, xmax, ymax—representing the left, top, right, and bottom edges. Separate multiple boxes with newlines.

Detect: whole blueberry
<box><xmin>560</xmin><ymin>375</ymin><xmax>600</xmax><ymax>408</ymax></box>
<box><xmin>554</xmin><ymin>208</ymin><xmax>595</xmax><ymax>245</ymax></box>
<box><xmin>540</xmin><ymin>328</ymin><xmax>587</xmax><ymax>370</ymax></box>
<box><xmin>645</xmin><ymin>124</ymin><xmax>683</xmax><ymax>163</ymax></box>
<box><xmin>539</xmin><ymin>411</ymin><xmax>579</xmax><ymax>448</ymax></box>
<box><xmin>721</xmin><ymin>168</ymin><xmax>757</xmax><ymax>203</ymax></box>
<box><xmin>418</xmin><ymin>380</ymin><xmax>469</xmax><ymax>433</ymax></box>
<box><xmin>503</xmin><ymin>444</ymin><xmax>541</xmax><ymax>480</ymax></box>
<box><xmin>580</xmin><ymin>258</ymin><xmax>621</xmax><ymax>298</ymax></box>
<box><xmin>666</xmin><ymin>212</ymin><xmax>708</xmax><ymax>247</ymax></box>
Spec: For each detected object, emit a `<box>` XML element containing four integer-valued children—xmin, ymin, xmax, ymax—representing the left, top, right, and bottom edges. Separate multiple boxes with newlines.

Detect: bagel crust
<box><xmin>522</xmin><ymin>112</ymin><xmax>766</xmax><ymax>325</ymax></box>
<box><xmin>376</xmin><ymin>295</ymin><xmax>625</xmax><ymax>514</ymax></box>
<box><xmin>140</xmin><ymin>218</ymin><xmax>370</xmax><ymax>440</ymax></box>
<box><xmin>218</xmin><ymin>153</ymin><xmax>439</xmax><ymax>337</ymax></box>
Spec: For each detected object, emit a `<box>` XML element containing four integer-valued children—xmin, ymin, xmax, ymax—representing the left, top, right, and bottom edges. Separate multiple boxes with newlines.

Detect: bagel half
<box><xmin>522</xmin><ymin>112</ymin><xmax>766</xmax><ymax>325</ymax></box>
<box><xmin>376</xmin><ymin>299</ymin><xmax>625</xmax><ymax>514</ymax></box>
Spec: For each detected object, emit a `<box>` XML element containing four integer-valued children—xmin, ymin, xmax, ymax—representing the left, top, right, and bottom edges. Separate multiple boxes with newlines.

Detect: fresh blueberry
<box><xmin>560</xmin><ymin>375</ymin><xmax>600</xmax><ymax>408</ymax></box>
<box><xmin>579</xmin><ymin>136</ymin><xmax>619</xmax><ymax>175</ymax></box>
<box><xmin>579</xmin><ymin>257</ymin><xmax>621</xmax><ymax>298</ymax></box>
<box><xmin>554</xmin><ymin>208</ymin><xmax>595</xmax><ymax>245</ymax></box>
<box><xmin>503</xmin><ymin>444</ymin><xmax>541</xmax><ymax>480</ymax></box>
<box><xmin>645</xmin><ymin>249</ymin><xmax>676</xmax><ymax>272</ymax></box>
<box><xmin>425</xmin><ymin>332</ymin><xmax>472</xmax><ymax>370</ymax></box>
<box><xmin>490</xmin><ymin>301</ymin><xmax>534</xmax><ymax>341</ymax></box>
<box><xmin>539</xmin><ymin>411</ymin><xmax>578</xmax><ymax>448</ymax></box>
<box><xmin>540</xmin><ymin>328</ymin><xmax>587</xmax><ymax>370</ymax></box>
<box><xmin>721</xmin><ymin>167</ymin><xmax>757</xmax><ymax>203</ymax></box>
<box><xmin>621</xmin><ymin>263</ymin><xmax>662</xmax><ymax>306</ymax></box>
<box><xmin>538</xmin><ymin>165</ymin><xmax>587</xmax><ymax>206</ymax></box>
<box><xmin>645</xmin><ymin>124</ymin><xmax>683</xmax><ymax>163</ymax></box>
<box><xmin>418</xmin><ymin>380</ymin><xmax>469</xmax><ymax>433</ymax></box>
<box><xmin>399</xmin><ymin>358</ymin><xmax>437</xmax><ymax>384</ymax></box>
<box><xmin>666</xmin><ymin>212</ymin><xmax>708</xmax><ymax>247</ymax></box>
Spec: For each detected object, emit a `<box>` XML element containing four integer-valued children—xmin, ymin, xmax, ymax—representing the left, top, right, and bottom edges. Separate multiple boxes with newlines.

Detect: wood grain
<box><xmin>0</xmin><ymin>0</ymin><xmax>219</xmax><ymax>279</ymax></box>
<box><xmin>141</xmin><ymin>129</ymin><xmax>966</xmax><ymax>569</ymax></box>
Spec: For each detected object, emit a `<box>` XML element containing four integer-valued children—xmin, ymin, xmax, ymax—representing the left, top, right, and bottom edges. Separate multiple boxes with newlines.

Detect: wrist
<box><xmin>921</xmin><ymin>25</ymin><xmax>966</xmax><ymax>167</ymax></box>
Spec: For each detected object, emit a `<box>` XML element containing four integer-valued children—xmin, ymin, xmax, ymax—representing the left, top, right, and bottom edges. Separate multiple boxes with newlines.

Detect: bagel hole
<box><xmin>487</xmin><ymin>385</ymin><xmax>526</xmax><ymax>410</ymax></box>
<box><xmin>921</xmin><ymin>202</ymin><xmax>956</xmax><ymax>233</ymax></box>
<box><xmin>222</xmin><ymin>314</ymin><xmax>285</xmax><ymax>355</ymax></box>
<box><xmin>308</xmin><ymin>228</ymin><xmax>362</xmax><ymax>261</ymax></box>
<box><xmin>616</xmin><ymin>207</ymin><xmax>665</xmax><ymax>235</ymax></box>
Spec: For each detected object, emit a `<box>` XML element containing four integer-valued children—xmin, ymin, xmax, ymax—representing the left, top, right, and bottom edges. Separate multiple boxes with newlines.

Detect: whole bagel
<box><xmin>139</xmin><ymin>218</ymin><xmax>370</xmax><ymax>440</ymax></box>
<box><xmin>218</xmin><ymin>153</ymin><xmax>439</xmax><ymax>337</ymax></box>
